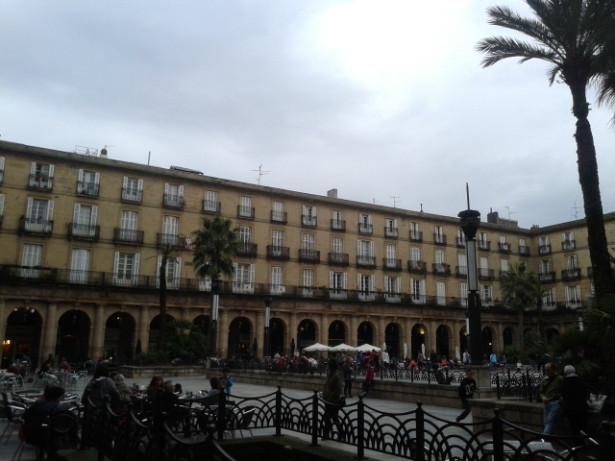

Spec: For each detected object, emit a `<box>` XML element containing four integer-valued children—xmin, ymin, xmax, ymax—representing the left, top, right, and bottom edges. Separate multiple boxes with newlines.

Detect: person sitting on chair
<box><xmin>22</xmin><ymin>385</ymin><xmax>74</xmax><ymax>447</ymax></box>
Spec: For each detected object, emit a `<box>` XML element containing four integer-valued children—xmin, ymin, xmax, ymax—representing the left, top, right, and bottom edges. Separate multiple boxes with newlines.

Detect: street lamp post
<box><xmin>264</xmin><ymin>296</ymin><xmax>272</xmax><ymax>359</ymax></box>
<box><xmin>458</xmin><ymin>206</ymin><xmax>482</xmax><ymax>366</ymax></box>
<box><xmin>209</xmin><ymin>278</ymin><xmax>222</xmax><ymax>358</ymax></box>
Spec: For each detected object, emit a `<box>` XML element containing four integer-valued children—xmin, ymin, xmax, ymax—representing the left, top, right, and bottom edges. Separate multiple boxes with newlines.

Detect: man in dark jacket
<box><xmin>456</xmin><ymin>369</ymin><xmax>479</xmax><ymax>423</ymax></box>
<box><xmin>561</xmin><ymin>365</ymin><xmax>589</xmax><ymax>438</ymax></box>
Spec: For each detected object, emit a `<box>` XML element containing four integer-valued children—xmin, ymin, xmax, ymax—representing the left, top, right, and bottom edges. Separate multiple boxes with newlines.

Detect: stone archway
<box><xmin>384</xmin><ymin>322</ymin><xmax>401</xmax><ymax>359</ymax></box>
<box><xmin>482</xmin><ymin>327</ymin><xmax>494</xmax><ymax>356</ymax></box>
<box><xmin>436</xmin><ymin>324</ymin><xmax>451</xmax><ymax>360</ymax></box>
<box><xmin>328</xmin><ymin>320</ymin><xmax>346</xmax><ymax>346</ymax></box>
<box><xmin>57</xmin><ymin>309</ymin><xmax>91</xmax><ymax>365</ymax></box>
<box><xmin>357</xmin><ymin>321</ymin><xmax>374</xmax><ymax>346</ymax></box>
<box><xmin>148</xmin><ymin>314</ymin><xmax>175</xmax><ymax>353</ymax></box>
<box><xmin>297</xmin><ymin>319</ymin><xmax>317</xmax><ymax>350</ymax></box>
<box><xmin>270</xmin><ymin>318</ymin><xmax>285</xmax><ymax>356</ymax></box>
<box><xmin>228</xmin><ymin>316</ymin><xmax>252</xmax><ymax>359</ymax></box>
<box><xmin>503</xmin><ymin>327</ymin><xmax>514</xmax><ymax>347</ymax></box>
<box><xmin>3</xmin><ymin>306</ymin><xmax>43</xmax><ymax>369</ymax></box>
<box><xmin>105</xmin><ymin>312</ymin><xmax>136</xmax><ymax>363</ymax></box>
<box><xmin>411</xmin><ymin>323</ymin><xmax>427</xmax><ymax>360</ymax></box>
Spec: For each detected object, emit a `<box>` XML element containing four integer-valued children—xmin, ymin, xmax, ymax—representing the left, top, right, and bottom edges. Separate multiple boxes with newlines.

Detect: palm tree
<box><xmin>500</xmin><ymin>262</ymin><xmax>542</xmax><ymax>349</ymax></box>
<box><xmin>477</xmin><ymin>0</ymin><xmax>615</xmax><ymax>303</ymax></box>
<box><xmin>192</xmin><ymin>216</ymin><xmax>240</xmax><ymax>356</ymax></box>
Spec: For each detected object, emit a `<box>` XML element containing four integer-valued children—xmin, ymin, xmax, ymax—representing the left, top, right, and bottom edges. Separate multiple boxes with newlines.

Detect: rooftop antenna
<box><xmin>572</xmin><ymin>202</ymin><xmax>581</xmax><ymax>219</ymax></box>
<box><xmin>390</xmin><ymin>196</ymin><xmax>401</xmax><ymax>208</ymax></box>
<box><xmin>504</xmin><ymin>206</ymin><xmax>517</xmax><ymax>220</ymax></box>
<box><xmin>252</xmin><ymin>164</ymin><xmax>269</xmax><ymax>185</ymax></box>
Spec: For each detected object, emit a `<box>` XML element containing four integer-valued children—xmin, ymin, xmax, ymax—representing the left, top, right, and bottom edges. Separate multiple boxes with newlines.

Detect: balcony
<box><xmin>328</xmin><ymin>252</ymin><xmax>349</xmax><ymax>266</ymax></box>
<box><xmin>157</xmin><ymin>233</ymin><xmax>181</xmax><ymax>248</ymax></box>
<box><xmin>432</xmin><ymin>263</ymin><xmax>451</xmax><ymax>276</ymax></box>
<box><xmin>456</xmin><ymin>266</ymin><xmax>468</xmax><ymax>278</ymax></box>
<box><xmin>301</xmin><ymin>215</ymin><xmax>317</xmax><ymax>228</ymax></box>
<box><xmin>358</xmin><ymin>223</ymin><xmax>373</xmax><ymax>235</ymax></box>
<box><xmin>539</xmin><ymin>244</ymin><xmax>552</xmax><ymax>255</ymax></box>
<box><xmin>478</xmin><ymin>240</ymin><xmax>491</xmax><ymax>251</ymax></box>
<box><xmin>561</xmin><ymin>268</ymin><xmax>581</xmax><ymax>281</ymax></box>
<box><xmin>67</xmin><ymin>223</ymin><xmax>100</xmax><ymax>241</ymax></box>
<box><xmin>76</xmin><ymin>181</ymin><xmax>99</xmax><ymax>197</ymax></box>
<box><xmin>456</xmin><ymin>237</ymin><xmax>466</xmax><ymax>248</ymax></box>
<box><xmin>237</xmin><ymin>242</ymin><xmax>258</xmax><ymax>258</ymax></box>
<box><xmin>356</xmin><ymin>255</ymin><xmax>376</xmax><ymax>269</ymax></box>
<box><xmin>19</xmin><ymin>217</ymin><xmax>53</xmax><ymax>235</ymax></box>
<box><xmin>384</xmin><ymin>227</ymin><xmax>398</xmax><ymax>239</ymax></box>
<box><xmin>562</xmin><ymin>240</ymin><xmax>576</xmax><ymax>251</ymax></box>
<box><xmin>113</xmin><ymin>228</ymin><xmax>144</xmax><ymax>244</ymax></box>
<box><xmin>266</xmin><ymin>245</ymin><xmax>290</xmax><ymax>261</ymax></box>
<box><xmin>498</xmin><ymin>242</ymin><xmax>511</xmax><ymax>254</ymax></box>
<box><xmin>330</xmin><ymin>219</ymin><xmax>346</xmax><ymax>232</ymax></box>
<box><xmin>163</xmin><ymin>193</ymin><xmax>185</xmax><ymax>209</ymax></box>
<box><xmin>382</xmin><ymin>258</ymin><xmax>402</xmax><ymax>271</ymax></box>
<box><xmin>237</xmin><ymin>205</ymin><xmax>255</xmax><ymax>219</ymax></box>
<box><xmin>433</xmin><ymin>234</ymin><xmax>447</xmax><ymax>245</ymax></box>
<box><xmin>202</xmin><ymin>200</ymin><xmax>221</xmax><ymax>214</ymax></box>
<box><xmin>0</xmin><ymin>167</ymin><xmax>4</xmax><ymax>184</ymax></box>
<box><xmin>270</xmin><ymin>210</ymin><xmax>287</xmax><ymax>224</ymax></box>
<box><xmin>478</xmin><ymin>268</ymin><xmax>495</xmax><ymax>281</ymax></box>
<box><xmin>298</xmin><ymin>249</ymin><xmax>320</xmax><ymax>263</ymax></box>
<box><xmin>519</xmin><ymin>245</ymin><xmax>530</xmax><ymax>256</ymax></box>
<box><xmin>538</xmin><ymin>271</ymin><xmax>556</xmax><ymax>283</ymax></box>
<box><xmin>408</xmin><ymin>260</ymin><xmax>427</xmax><ymax>274</ymax></box>
<box><xmin>409</xmin><ymin>231</ymin><xmax>423</xmax><ymax>242</ymax></box>
<box><xmin>121</xmin><ymin>187</ymin><xmax>143</xmax><ymax>203</ymax></box>
<box><xmin>27</xmin><ymin>173</ymin><xmax>53</xmax><ymax>191</ymax></box>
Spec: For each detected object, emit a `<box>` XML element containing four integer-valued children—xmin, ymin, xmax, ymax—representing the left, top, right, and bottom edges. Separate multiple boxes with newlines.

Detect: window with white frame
<box><xmin>384</xmin><ymin>276</ymin><xmax>401</xmax><ymax>302</ymax></box>
<box><xmin>302</xmin><ymin>205</ymin><xmax>317</xmax><ymax>226</ymax></box>
<box><xmin>331</xmin><ymin>210</ymin><xmax>344</xmax><ymax>230</ymax></box>
<box><xmin>203</xmin><ymin>190</ymin><xmax>219</xmax><ymax>212</ymax></box>
<box><xmin>436</xmin><ymin>282</ymin><xmax>446</xmax><ymax>306</ymax></box>
<box><xmin>233</xmin><ymin>263</ymin><xmax>255</xmax><ymax>293</ymax></box>
<box><xmin>499</xmin><ymin>235</ymin><xmax>510</xmax><ymax>252</ymax></box>
<box><xmin>519</xmin><ymin>237</ymin><xmax>528</xmax><ymax>253</ymax></box>
<box><xmin>479</xmin><ymin>256</ymin><xmax>489</xmax><ymax>278</ymax></box>
<box><xmin>302</xmin><ymin>269</ymin><xmax>314</xmax><ymax>297</ymax></box>
<box><xmin>542</xmin><ymin>287</ymin><xmax>556</xmax><ymax>308</ymax></box>
<box><xmin>478</xmin><ymin>232</ymin><xmax>489</xmax><ymax>249</ymax></box>
<box><xmin>122</xmin><ymin>177</ymin><xmax>143</xmax><ymax>202</ymax></box>
<box><xmin>239</xmin><ymin>226</ymin><xmax>251</xmax><ymax>243</ymax></box>
<box><xmin>566</xmin><ymin>255</ymin><xmax>578</xmax><ymax>269</ymax></box>
<box><xmin>29</xmin><ymin>162</ymin><xmax>54</xmax><ymax>189</ymax></box>
<box><xmin>71</xmin><ymin>204</ymin><xmax>98</xmax><ymax>237</ymax></box>
<box><xmin>562</xmin><ymin>231</ymin><xmax>575</xmax><ymax>250</ymax></box>
<box><xmin>457</xmin><ymin>228</ymin><xmax>466</xmax><ymax>246</ymax></box>
<box><xmin>434</xmin><ymin>250</ymin><xmax>446</xmax><ymax>273</ymax></box>
<box><xmin>113</xmin><ymin>252</ymin><xmax>140</xmax><ymax>287</ymax></box>
<box><xmin>271</xmin><ymin>229</ymin><xmax>284</xmax><ymax>256</ymax></box>
<box><xmin>459</xmin><ymin>282</ymin><xmax>468</xmax><ymax>307</ymax></box>
<box><xmin>411</xmin><ymin>279</ymin><xmax>425</xmax><ymax>304</ymax></box>
<box><xmin>157</xmin><ymin>256</ymin><xmax>182</xmax><ymax>289</ymax></box>
<box><xmin>302</xmin><ymin>233</ymin><xmax>315</xmax><ymax>250</ymax></box>
<box><xmin>25</xmin><ymin>198</ymin><xmax>54</xmax><ymax>233</ymax></box>
<box><xmin>164</xmin><ymin>183</ymin><xmax>184</xmax><ymax>208</ymax></box>
<box><xmin>434</xmin><ymin>225</ymin><xmax>444</xmax><ymax>244</ymax></box>
<box><xmin>385</xmin><ymin>218</ymin><xmax>398</xmax><ymax>237</ymax></box>
<box><xmin>410</xmin><ymin>222</ymin><xmax>421</xmax><ymax>240</ymax></box>
<box><xmin>500</xmin><ymin>259</ymin><xmax>509</xmax><ymax>274</ymax></box>
<box><xmin>70</xmin><ymin>248</ymin><xmax>91</xmax><ymax>284</ymax></box>
<box><xmin>161</xmin><ymin>216</ymin><xmax>180</xmax><ymax>245</ymax></box>
<box><xmin>385</xmin><ymin>244</ymin><xmax>397</xmax><ymax>268</ymax></box>
<box><xmin>332</xmin><ymin>237</ymin><xmax>343</xmax><ymax>254</ymax></box>
<box><xmin>21</xmin><ymin>244</ymin><xmax>43</xmax><ymax>278</ymax></box>
<box><xmin>0</xmin><ymin>156</ymin><xmax>4</xmax><ymax>184</ymax></box>
<box><xmin>329</xmin><ymin>271</ymin><xmax>347</xmax><ymax>299</ymax></box>
<box><xmin>357</xmin><ymin>240</ymin><xmax>374</xmax><ymax>265</ymax></box>
<box><xmin>270</xmin><ymin>266</ymin><xmax>284</xmax><ymax>294</ymax></box>
<box><xmin>119</xmin><ymin>210</ymin><xmax>138</xmax><ymax>241</ymax></box>
<box><xmin>271</xmin><ymin>201</ymin><xmax>285</xmax><ymax>222</ymax></box>
<box><xmin>565</xmin><ymin>286</ymin><xmax>582</xmax><ymax>307</ymax></box>
<box><xmin>0</xmin><ymin>194</ymin><xmax>5</xmax><ymax>219</ymax></box>
<box><xmin>239</xmin><ymin>196</ymin><xmax>253</xmax><ymax>217</ymax></box>
<box><xmin>481</xmin><ymin>285</ymin><xmax>493</xmax><ymax>305</ymax></box>
<box><xmin>458</xmin><ymin>253</ymin><xmax>468</xmax><ymax>277</ymax></box>
<box><xmin>359</xmin><ymin>214</ymin><xmax>372</xmax><ymax>233</ymax></box>
<box><xmin>539</xmin><ymin>235</ymin><xmax>551</xmax><ymax>254</ymax></box>
<box><xmin>358</xmin><ymin>274</ymin><xmax>375</xmax><ymax>301</ymax></box>
<box><xmin>77</xmin><ymin>169</ymin><xmax>100</xmax><ymax>196</ymax></box>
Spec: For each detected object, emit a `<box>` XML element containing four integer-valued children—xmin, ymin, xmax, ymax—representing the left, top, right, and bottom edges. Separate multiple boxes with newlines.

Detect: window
<box><xmin>77</xmin><ymin>169</ymin><xmax>100</xmax><ymax>196</ymax></box>
<box><xmin>28</xmin><ymin>162</ymin><xmax>54</xmax><ymax>190</ymax></box>
<box><xmin>271</xmin><ymin>201</ymin><xmax>285</xmax><ymax>222</ymax></box>
<box><xmin>384</xmin><ymin>244</ymin><xmax>397</xmax><ymax>269</ymax></box>
<box><xmin>409</xmin><ymin>247</ymin><xmax>424</xmax><ymax>271</ymax></box>
<box><xmin>542</xmin><ymin>288</ymin><xmax>557</xmax><ymax>308</ymax></box>
<box><xmin>25</xmin><ymin>198</ymin><xmax>54</xmax><ymax>233</ymax></box>
<box><xmin>203</xmin><ymin>190</ymin><xmax>219</xmax><ymax>213</ymax></box>
<box><xmin>233</xmin><ymin>263</ymin><xmax>255</xmax><ymax>293</ymax></box>
<box><xmin>434</xmin><ymin>226</ymin><xmax>445</xmax><ymax>244</ymax></box>
<box><xmin>329</xmin><ymin>271</ymin><xmax>347</xmax><ymax>299</ymax></box>
<box><xmin>385</xmin><ymin>218</ymin><xmax>398</xmax><ymax>238</ymax></box>
<box><xmin>302</xmin><ymin>233</ymin><xmax>314</xmax><ymax>250</ymax></box>
<box><xmin>21</xmin><ymin>244</ymin><xmax>43</xmax><ymax>278</ymax></box>
<box><xmin>164</xmin><ymin>184</ymin><xmax>185</xmax><ymax>208</ymax></box>
<box><xmin>358</xmin><ymin>274</ymin><xmax>375</xmax><ymax>301</ymax></box>
<box><xmin>539</xmin><ymin>259</ymin><xmax>553</xmax><ymax>280</ymax></box>
<box><xmin>539</xmin><ymin>236</ymin><xmax>551</xmax><ymax>255</ymax></box>
<box><xmin>562</xmin><ymin>231</ymin><xmax>575</xmax><ymax>250</ymax></box>
<box><xmin>71</xmin><ymin>204</ymin><xmax>98</xmax><ymax>237</ymax></box>
<box><xmin>410</xmin><ymin>222</ymin><xmax>421</xmax><ymax>241</ymax></box>
<box><xmin>498</xmin><ymin>235</ymin><xmax>510</xmax><ymax>252</ymax></box>
<box><xmin>0</xmin><ymin>194</ymin><xmax>5</xmax><ymax>221</ymax></box>
<box><xmin>436</xmin><ymin>282</ymin><xmax>446</xmax><ymax>306</ymax></box>
<box><xmin>302</xmin><ymin>205</ymin><xmax>317</xmax><ymax>227</ymax></box>
<box><xmin>457</xmin><ymin>228</ymin><xmax>466</xmax><ymax>247</ymax></box>
<box><xmin>565</xmin><ymin>286</ymin><xmax>582</xmax><ymax>307</ymax></box>
<box><xmin>566</xmin><ymin>255</ymin><xmax>578</xmax><ymax>269</ymax></box>
<box><xmin>70</xmin><ymin>248</ymin><xmax>90</xmax><ymax>284</ymax></box>
<box><xmin>270</xmin><ymin>266</ymin><xmax>284</xmax><ymax>294</ymax></box>
<box><xmin>271</xmin><ymin>230</ymin><xmax>284</xmax><ymax>255</ymax></box>
<box><xmin>434</xmin><ymin>250</ymin><xmax>446</xmax><ymax>273</ymax></box>
<box><xmin>460</xmin><ymin>282</ymin><xmax>468</xmax><ymax>307</ymax></box>
<box><xmin>122</xmin><ymin>177</ymin><xmax>143</xmax><ymax>202</ymax></box>
<box><xmin>457</xmin><ymin>253</ymin><xmax>468</xmax><ymax>277</ymax></box>
<box><xmin>384</xmin><ymin>276</ymin><xmax>401</xmax><ymax>303</ymax></box>
<box><xmin>500</xmin><ymin>259</ymin><xmax>509</xmax><ymax>273</ymax></box>
<box><xmin>359</xmin><ymin>214</ymin><xmax>373</xmax><ymax>234</ymax></box>
<box><xmin>357</xmin><ymin>240</ymin><xmax>374</xmax><ymax>266</ymax></box>
<box><xmin>157</xmin><ymin>256</ymin><xmax>181</xmax><ymax>289</ymax></box>
<box><xmin>519</xmin><ymin>238</ymin><xmax>529</xmax><ymax>255</ymax></box>
<box><xmin>302</xmin><ymin>269</ymin><xmax>314</xmax><ymax>297</ymax></box>
<box><xmin>478</xmin><ymin>232</ymin><xmax>489</xmax><ymax>250</ymax></box>
<box><xmin>481</xmin><ymin>285</ymin><xmax>493</xmax><ymax>306</ymax></box>
<box><xmin>0</xmin><ymin>156</ymin><xmax>4</xmax><ymax>184</ymax></box>
<box><xmin>410</xmin><ymin>279</ymin><xmax>425</xmax><ymax>304</ymax></box>
<box><xmin>113</xmin><ymin>252</ymin><xmax>140</xmax><ymax>286</ymax></box>
<box><xmin>238</xmin><ymin>196</ymin><xmax>253</xmax><ymax>218</ymax></box>
<box><xmin>161</xmin><ymin>216</ymin><xmax>180</xmax><ymax>246</ymax></box>
<box><xmin>331</xmin><ymin>210</ymin><xmax>345</xmax><ymax>230</ymax></box>
<box><xmin>118</xmin><ymin>210</ymin><xmax>139</xmax><ymax>241</ymax></box>
<box><xmin>239</xmin><ymin>225</ymin><xmax>251</xmax><ymax>243</ymax></box>
<box><xmin>479</xmin><ymin>256</ymin><xmax>489</xmax><ymax>279</ymax></box>
<box><xmin>332</xmin><ymin>237</ymin><xmax>343</xmax><ymax>254</ymax></box>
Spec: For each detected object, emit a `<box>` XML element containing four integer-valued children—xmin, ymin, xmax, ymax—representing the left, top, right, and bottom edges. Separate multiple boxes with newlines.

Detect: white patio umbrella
<box><xmin>403</xmin><ymin>343</ymin><xmax>408</xmax><ymax>359</ymax></box>
<box><xmin>356</xmin><ymin>343</ymin><xmax>381</xmax><ymax>352</ymax></box>
<box><xmin>330</xmin><ymin>343</ymin><xmax>357</xmax><ymax>352</ymax></box>
<box><xmin>302</xmin><ymin>343</ymin><xmax>331</xmax><ymax>352</ymax></box>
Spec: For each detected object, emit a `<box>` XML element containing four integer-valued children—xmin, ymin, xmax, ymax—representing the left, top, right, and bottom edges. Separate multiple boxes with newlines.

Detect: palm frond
<box><xmin>477</xmin><ymin>36</ymin><xmax>560</xmax><ymax>67</ymax></box>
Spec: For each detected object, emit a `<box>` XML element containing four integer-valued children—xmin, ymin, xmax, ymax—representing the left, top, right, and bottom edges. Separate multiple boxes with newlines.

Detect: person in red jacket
<box><xmin>360</xmin><ymin>360</ymin><xmax>374</xmax><ymax>397</ymax></box>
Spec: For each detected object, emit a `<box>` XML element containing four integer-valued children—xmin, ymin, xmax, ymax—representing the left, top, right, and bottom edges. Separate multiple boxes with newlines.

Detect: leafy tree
<box><xmin>477</xmin><ymin>0</ymin><xmax>615</xmax><ymax>302</ymax></box>
<box><xmin>500</xmin><ymin>262</ymin><xmax>542</xmax><ymax>348</ymax></box>
<box><xmin>166</xmin><ymin>320</ymin><xmax>208</xmax><ymax>362</ymax></box>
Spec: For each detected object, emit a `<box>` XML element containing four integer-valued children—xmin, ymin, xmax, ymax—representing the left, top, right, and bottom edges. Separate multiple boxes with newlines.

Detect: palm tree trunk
<box><xmin>159</xmin><ymin>256</ymin><xmax>167</xmax><ymax>354</ymax></box>
<box><xmin>569</xmin><ymin>81</ymin><xmax>615</xmax><ymax>302</ymax></box>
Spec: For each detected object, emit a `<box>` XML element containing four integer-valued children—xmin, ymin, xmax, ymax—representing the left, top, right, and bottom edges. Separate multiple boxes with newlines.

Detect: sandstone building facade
<box><xmin>0</xmin><ymin>140</ymin><xmax>608</xmax><ymax>367</ymax></box>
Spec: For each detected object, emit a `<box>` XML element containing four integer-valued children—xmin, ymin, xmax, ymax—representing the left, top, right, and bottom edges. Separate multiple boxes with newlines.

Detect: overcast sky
<box><xmin>2</xmin><ymin>0</ymin><xmax>614</xmax><ymax>229</ymax></box>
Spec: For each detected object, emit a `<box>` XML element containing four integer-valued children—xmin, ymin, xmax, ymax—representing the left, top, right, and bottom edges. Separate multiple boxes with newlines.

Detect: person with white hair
<box><xmin>561</xmin><ymin>365</ymin><xmax>589</xmax><ymax>438</ymax></box>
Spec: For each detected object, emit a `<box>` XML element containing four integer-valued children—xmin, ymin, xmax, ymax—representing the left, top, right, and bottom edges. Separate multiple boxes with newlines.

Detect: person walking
<box><xmin>560</xmin><ymin>365</ymin><xmax>589</xmax><ymax>439</ymax></box>
<box><xmin>538</xmin><ymin>362</ymin><xmax>563</xmax><ymax>435</ymax></box>
<box><xmin>322</xmin><ymin>358</ymin><xmax>343</xmax><ymax>440</ymax></box>
<box><xmin>455</xmin><ymin>369</ymin><xmax>479</xmax><ymax>422</ymax></box>
<box><xmin>220</xmin><ymin>367</ymin><xmax>234</xmax><ymax>396</ymax></box>
<box><xmin>342</xmin><ymin>357</ymin><xmax>353</xmax><ymax>397</ymax></box>
<box><xmin>360</xmin><ymin>360</ymin><xmax>375</xmax><ymax>397</ymax></box>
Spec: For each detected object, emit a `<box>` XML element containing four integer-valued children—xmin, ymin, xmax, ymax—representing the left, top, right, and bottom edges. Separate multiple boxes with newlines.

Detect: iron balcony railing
<box><xmin>202</xmin><ymin>199</ymin><xmax>221</xmax><ymax>214</ymax></box>
<box><xmin>456</xmin><ymin>265</ymin><xmax>468</xmax><ymax>278</ymax></box>
<box><xmin>301</xmin><ymin>215</ymin><xmax>317</xmax><ymax>227</ymax></box>
<box><xmin>356</xmin><ymin>255</ymin><xmax>376</xmax><ymax>269</ymax></box>
<box><xmin>113</xmin><ymin>228</ymin><xmax>144</xmax><ymax>244</ymax></box>
<box><xmin>298</xmin><ymin>249</ymin><xmax>320</xmax><ymax>263</ymax></box>
<box><xmin>456</xmin><ymin>237</ymin><xmax>466</xmax><ymax>247</ymax></box>
<box><xmin>561</xmin><ymin>268</ymin><xmax>581</xmax><ymax>281</ymax></box>
<box><xmin>478</xmin><ymin>268</ymin><xmax>495</xmax><ymax>281</ymax></box>
<box><xmin>431</xmin><ymin>263</ymin><xmax>450</xmax><ymax>276</ymax></box>
<box><xmin>330</xmin><ymin>219</ymin><xmax>346</xmax><ymax>231</ymax></box>
<box><xmin>407</xmin><ymin>260</ymin><xmax>427</xmax><ymax>273</ymax></box>
<box><xmin>384</xmin><ymin>227</ymin><xmax>398</xmax><ymax>238</ymax></box>
<box><xmin>519</xmin><ymin>245</ymin><xmax>530</xmax><ymax>256</ymax></box>
<box><xmin>237</xmin><ymin>242</ymin><xmax>258</xmax><ymax>257</ymax></box>
<box><xmin>237</xmin><ymin>205</ymin><xmax>255</xmax><ymax>219</ymax></box>
<box><xmin>478</xmin><ymin>240</ymin><xmax>491</xmax><ymax>251</ymax></box>
<box><xmin>121</xmin><ymin>187</ymin><xmax>143</xmax><ymax>203</ymax></box>
<box><xmin>433</xmin><ymin>233</ymin><xmax>447</xmax><ymax>245</ymax></box>
<box><xmin>562</xmin><ymin>240</ymin><xmax>576</xmax><ymax>251</ymax></box>
<box><xmin>27</xmin><ymin>173</ymin><xmax>54</xmax><ymax>191</ymax></box>
<box><xmin>539</xmin><ymin>244</ymin><xmax>552</xmax><ymax>255</ymax></box>
<box><xmin>358</xmin><ymin>223</ymin><xmax>373</xmax><ymax>235</ymax></box>
<box><xmin>270</xmin><ymin>210</ymin><xmax>287</xmax><ymax>224</ymax></box>
<box><xmin>76</xmin><ymin>181</ymin><xmax>99</xmax><ymax>197</ymax></box>
<box><xmin>19</xmin><ymin>217</ymin><xmax>53</xmax><ymax>235</ymax></box>
<box><xmin>409</xmin><ymin>230</ymin><xmax>423</xmax><ymax>242</ymax></box>
<box><xmin>266</xmin><ymin>245</ymin><xmax>290</xmax><ymax>260</ymax></box>
<box><xmin>163</xmin><ymin>193</ymin><xmax>185</xmax><ymax>209</ymax></box>
<box><xmin>67</xmin><ymin>223</ymin><xmax>100</xmax><ymax>240</ymax></box>
<box><xmin>538</xmin><ymin>271</ymin><xmax>556</xmax><ymax>283</ymax></box>
<box><xmin>498</xmin><ymin>242</ymin><xmax>511</xmax><ymax>253</ymax></box>
<box><xmin>328</xmin><ymin>252</ymin><xmax>349</xmax><ymax>266</ymax></box>
<box><xmin>382</xmin><ymin>258</ymin><xmax>402</xmax><ymax>271</ymax></box>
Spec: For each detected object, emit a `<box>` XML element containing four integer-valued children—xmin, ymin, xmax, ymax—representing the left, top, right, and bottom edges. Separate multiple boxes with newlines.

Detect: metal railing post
<box><xmin>357</xmin><ymin>396</ymin><xmax>366</xmax><ymax>459</ymax></box>
<box><xmin>492</xmin><ymin>408</ymin><xmax>504</xmax><ymax>461</ymax></box>
<box><xmin>416</xmin><ymin>402</ymin><xmax>425</xmax><ymax>461</ymax></box>
<box><xmin>310</xmin><ymin>390</ymin><xmax>319</xmax><ymax>446</ymax></box>
<box><xmin>275</xmin><ymin>385</ymin><xmax>282</xmax><ymax>436</ymax></box>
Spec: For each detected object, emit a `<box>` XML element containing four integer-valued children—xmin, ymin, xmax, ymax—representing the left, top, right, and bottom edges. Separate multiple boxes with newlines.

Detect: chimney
<box><xmin>327</xmin><ymin>188</ymin><xmax>338</xmax><ymax>198</ymax></box>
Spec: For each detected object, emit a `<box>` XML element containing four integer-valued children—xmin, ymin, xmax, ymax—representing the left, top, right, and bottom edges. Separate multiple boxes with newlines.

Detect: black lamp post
<box><xmin>264</xmin><ymin>296</ymin><xmax>272</xmax><ymax>359</ymax></box>
<box><xmin>209</xmin><ymin>278</ymin><xmax>222</xmax><ymax>357</ymax></box>
<box><xmin>458</xmin><ymin>205</ymin><xmax>482</xmax><ymax>366</ymax></box>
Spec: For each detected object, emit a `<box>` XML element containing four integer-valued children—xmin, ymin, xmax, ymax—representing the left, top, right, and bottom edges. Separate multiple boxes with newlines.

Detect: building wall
<box><xmin>0</xmin><ymin>140</ymin><xmax>608</xmax><ymax>367</ymax></box>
